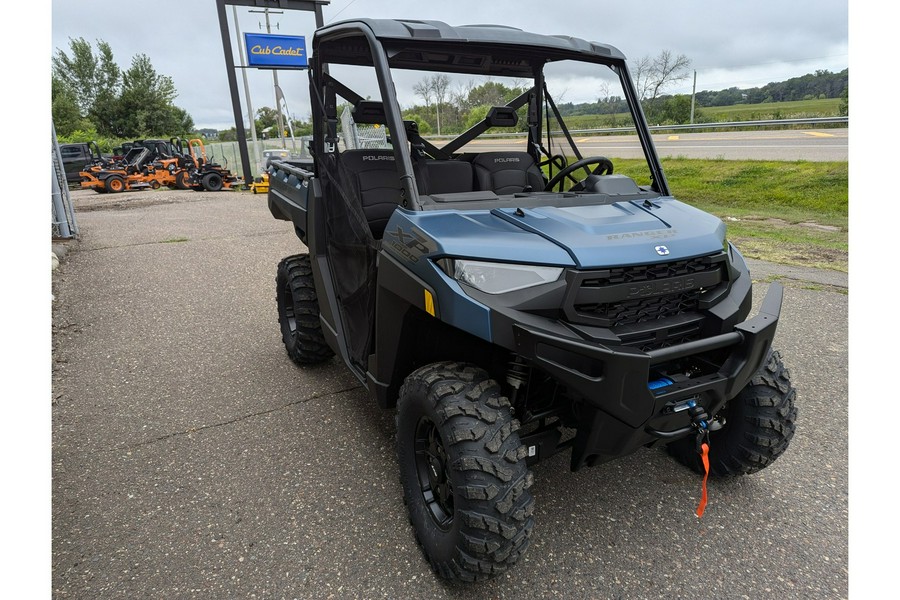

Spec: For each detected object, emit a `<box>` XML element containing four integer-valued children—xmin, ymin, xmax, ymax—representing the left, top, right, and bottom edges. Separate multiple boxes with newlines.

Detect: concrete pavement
<box><xmin>51</xmin><ymin>189</ymin><xmax>848</xmax><ymax>598</ymax></box>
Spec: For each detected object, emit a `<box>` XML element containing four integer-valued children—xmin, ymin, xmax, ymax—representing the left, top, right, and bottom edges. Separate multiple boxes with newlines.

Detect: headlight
<box><xmin>446</xmin><ymin>259</ymin><xmax>563</xmax><ymax>295</ymax></box>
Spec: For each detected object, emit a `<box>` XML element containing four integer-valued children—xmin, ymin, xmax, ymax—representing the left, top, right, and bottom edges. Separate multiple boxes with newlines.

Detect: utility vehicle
<box><xmin>267</xmin><ymin>19</ymin><xmax>797</xmax><ymax>582</ymax></box>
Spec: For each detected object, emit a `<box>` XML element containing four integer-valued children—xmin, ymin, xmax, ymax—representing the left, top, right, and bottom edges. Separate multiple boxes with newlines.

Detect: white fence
<box><xmin>203</xmin><ymin>136</ymin><xmax>312</xmax><ymax>179</ymax></box>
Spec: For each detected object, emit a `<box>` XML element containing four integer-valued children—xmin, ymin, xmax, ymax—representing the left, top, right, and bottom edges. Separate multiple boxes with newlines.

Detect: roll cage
<box><xmin>307</xmin><ymin>18</ymin><xmax>671</xmax><ymax>206</ymax></box>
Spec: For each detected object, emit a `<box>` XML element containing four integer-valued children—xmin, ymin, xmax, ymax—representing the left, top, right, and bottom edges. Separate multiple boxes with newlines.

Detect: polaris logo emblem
<box><xmin>494</xmin><ymin>157</ymin><xmax>520</xmax><ymax>163</ymax></box>
<box><xmin>655</xmin><ymin>245</ymin><xmax>670</xmax><ymax>256</ymax></box>
<box><xmin>362</xmin><ymin>155</ymin><xmax>394</xmax><ymax>161</ymax></box>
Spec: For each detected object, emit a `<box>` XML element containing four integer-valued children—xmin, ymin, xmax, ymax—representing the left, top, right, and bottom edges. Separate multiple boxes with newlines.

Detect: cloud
<box><xmin>50</xmin><ymin>0</ymin><xmax>848</xmax><ymax>129</ymax></box>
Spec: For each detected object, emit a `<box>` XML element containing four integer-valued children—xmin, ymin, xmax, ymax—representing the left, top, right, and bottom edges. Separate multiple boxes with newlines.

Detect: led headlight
<box><xmin>449</xmin><ymin>259</ymin><xmax>563</xmax><ymax>295</ymax></box>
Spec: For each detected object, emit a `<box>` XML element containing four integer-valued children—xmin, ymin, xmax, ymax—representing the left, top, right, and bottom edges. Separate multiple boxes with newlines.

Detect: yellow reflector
<box><xmin>424</xmin><ymin>290</ymin><xmax>435</xmax><ymax>316</ymax></box>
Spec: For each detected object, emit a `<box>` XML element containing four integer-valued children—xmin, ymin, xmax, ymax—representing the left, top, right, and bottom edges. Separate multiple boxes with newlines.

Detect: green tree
<box><xmin>115</xmin><ymin>54</ymin><xmax>193</xmax><ymax>137</ymax></box>
<box><xmin>53</xmin><ymin>38</ymin><xmax>194</xmax><ymax>138</ymax></box>
<box><xmin>462</xmin><ymin>81</ymin><xmax>524</xmax><ymax>112</ymax></box>
<box><xmin>218</xmin><ymin>127</ymin><xmax>238</xmax><ymax>142</ymax></box>
<box><xmin>464</xmin><ymin>105</ymin><xmax>491</xmax><ymax>129</ymax></box>
<box><xmin>51</xmin><ymin>76</ymin><xmax>92</xmax><ymax>137</ymax></box>
<box><xmin>401</xmin><ymin>112</ymin><xmax>432</xmax><ymax>135</ymax></box>
<box><xmin>52</xmin><ymin>37</ymin><xmax>121</xmax><ymax>117</ymax></box>
<box><xmin>255</xmin><ymin>106</ymin><xmax>280</xmax><ymax>133</ymax></box>
<box><xmin>289</xmin><ymin>118</ymin><xmax>313</xmax><ymax>137</ymax></box>
<box><xmin>645</xmin><ymin>94</ymin><xmax>697</xmax><ymax>125</ymax></box>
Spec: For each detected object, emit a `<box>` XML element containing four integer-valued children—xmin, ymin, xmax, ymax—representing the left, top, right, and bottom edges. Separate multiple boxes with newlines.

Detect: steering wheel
<box><xmin>544</xmin><ymin>156</ymin><xmax>614</xmax><ymax>192</ymax></box>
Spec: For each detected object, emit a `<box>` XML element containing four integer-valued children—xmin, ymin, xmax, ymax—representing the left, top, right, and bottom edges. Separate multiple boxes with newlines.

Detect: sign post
<box><xmin>215</xmin><ymin>0</ymin><xmax>328</xmax><ymax>189</ymax></box>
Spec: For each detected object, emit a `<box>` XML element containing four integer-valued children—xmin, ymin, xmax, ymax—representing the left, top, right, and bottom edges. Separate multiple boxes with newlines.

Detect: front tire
<box><xmin>174</xmin><ymin>170</ymin><xmax>191</xmax><ymax>190</ymax></box>
<box><xmin>276</xmin><ymin>254</ymin><xmax>334</xmax><ymax>365</ymax></box>
<box><xmin>667</xmin><ymin>350</ymin><xmax>798</xmax><ymax>477</ymax></box>
<box><xmin>106</xmin><ymin>175</ymin><xmax>125</xmax><ymax>193</ymax></box>
<box><xmin>397</xmin><ymin>362</ymin><xmax>534</xmax><ymax>582</ymax></box>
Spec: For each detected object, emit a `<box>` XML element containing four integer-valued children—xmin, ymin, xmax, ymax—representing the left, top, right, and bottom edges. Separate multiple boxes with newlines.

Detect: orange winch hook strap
<box><xmin>696</xmin><ymin>442</ymin><xmax>710</xmax><ymax>518</ymax></box>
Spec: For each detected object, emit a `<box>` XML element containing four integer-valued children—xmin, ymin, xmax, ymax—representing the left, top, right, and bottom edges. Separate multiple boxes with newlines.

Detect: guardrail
<box><xmin>425</xmin><ymin>116</ymin><xmax>849</xmax><ymax>140</ymax></box>
<box><xmin>589</xmin><ymin>116</ymin><xmax>848</xmax><ymax>135</ymax></box>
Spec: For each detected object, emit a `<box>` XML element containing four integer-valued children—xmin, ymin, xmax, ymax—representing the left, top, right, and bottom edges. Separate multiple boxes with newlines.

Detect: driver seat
<box><xmin>470</xmin><ymin>152</ymin><xmax>546</xmax><ymax>195</ymax></box>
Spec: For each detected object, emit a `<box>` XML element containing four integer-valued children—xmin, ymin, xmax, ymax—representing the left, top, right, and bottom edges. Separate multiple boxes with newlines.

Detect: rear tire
<box><xmin>276</xmin><ymin>254</ymin><xmax>334</xmax><ymax>365</ymax></box>
<box><xmin>666</xmin><ymin>350</ymin><xmax>797</xmax><ymax>477</ymax></box>
<box><xmin>397</xmin><ymin>362</ymin><xmax>534</xmax><ymax>582</ymax></box>
<box><xmin>202</xmin><ymin>172</ymin><xmax>224</xmax><ymax>192</ymax></box>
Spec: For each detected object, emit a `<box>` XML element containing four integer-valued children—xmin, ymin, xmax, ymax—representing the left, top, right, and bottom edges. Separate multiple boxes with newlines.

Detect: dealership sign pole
<box><xmin>215</xmin><ymin>0</ymin><xmax>328</xmax><ymax>188</ymax></box>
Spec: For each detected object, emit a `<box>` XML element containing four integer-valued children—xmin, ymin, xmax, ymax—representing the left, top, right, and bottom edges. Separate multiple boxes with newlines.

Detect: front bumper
<box><xmin>511</xmin><ymin>282</ymin><xmax>783</xmax><ymax>470</ymax></box>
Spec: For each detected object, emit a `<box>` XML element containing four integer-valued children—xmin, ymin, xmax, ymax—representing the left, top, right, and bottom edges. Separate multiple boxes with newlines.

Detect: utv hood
<box><xmin>490</xmin><ymin>199</ymin><xmax>726</xmax><ymax>268</ymax></box>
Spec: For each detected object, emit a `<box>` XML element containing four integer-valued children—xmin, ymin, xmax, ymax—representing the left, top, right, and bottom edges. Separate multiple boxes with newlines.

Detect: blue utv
<box><xmin>266</xmin><ymin>18</ymin><xmax>797</xmax><ymax>582</ymax></box>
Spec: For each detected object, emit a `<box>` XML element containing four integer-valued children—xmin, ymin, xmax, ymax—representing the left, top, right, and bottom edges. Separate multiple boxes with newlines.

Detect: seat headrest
<box><xmin>485</xmin><ymin>106</ymin><xmax>519</xmax><ymax>127</ymax></box>
<box><xmin>352</xmin><ymin>101</ymin><xmax>387</xmax><ymax>124</ymax></box>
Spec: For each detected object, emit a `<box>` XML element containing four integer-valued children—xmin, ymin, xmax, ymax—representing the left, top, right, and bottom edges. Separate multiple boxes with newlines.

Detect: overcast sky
<box><xmin>48</xmin><ymin>0</ymin><xmax>848</xmax><ymax>130</ymax></box>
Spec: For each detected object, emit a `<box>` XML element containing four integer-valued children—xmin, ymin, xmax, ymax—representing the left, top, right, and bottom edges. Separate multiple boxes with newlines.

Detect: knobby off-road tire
<box><xmin>275</xmin><ymin>254</ymin><xmax>334</xmax><ymax>365</ymax></box>
<box><xmin>667</xmin><ymin>350</ymin><xmax>798</xmax><ymax>477</ymax></box>
<box><xmin>397</xmin><ymin>362</ymin><xmax>535</xmax><ymax>582</ymax></box>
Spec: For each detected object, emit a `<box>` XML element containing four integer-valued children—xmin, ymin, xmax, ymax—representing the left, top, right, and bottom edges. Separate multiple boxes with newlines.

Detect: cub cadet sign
<box><xmin>245</xmin><ymin>33</ymin><xmax>308</xmax><ymax>69</ymax></box>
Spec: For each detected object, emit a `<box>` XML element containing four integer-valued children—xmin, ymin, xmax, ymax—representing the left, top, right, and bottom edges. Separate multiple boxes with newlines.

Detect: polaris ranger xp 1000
<box><xmin>266</xmin><ymin>18</ymin><xmax>797</xmax><ymax>582</ymax></box>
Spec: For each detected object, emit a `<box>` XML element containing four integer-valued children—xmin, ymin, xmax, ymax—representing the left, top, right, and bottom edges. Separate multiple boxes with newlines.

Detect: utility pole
<box><xmin>233</xmin><ymin>6</ymin><xmax>262</xmax><ymax>171</ymax></box>
<box><xmin>250</xmin><ymin>7</ymin><xmax>286</xmax><ymax>148</ymax></box>
<box><xmin>690</xmin><ymin>69</ymin><xmax>697</xmax><ymax>125</ymax></box>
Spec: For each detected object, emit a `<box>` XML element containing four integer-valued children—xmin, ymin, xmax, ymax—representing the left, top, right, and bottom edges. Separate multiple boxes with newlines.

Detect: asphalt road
<box><xmin>52</xmin><ymin>189</ymin><xmax>848</xmax><ymax>599</ymax></box>
<box><xmin>448</xmin><ymin>128</ymin><xmax>848</xmax><ymax>162</ymax></box>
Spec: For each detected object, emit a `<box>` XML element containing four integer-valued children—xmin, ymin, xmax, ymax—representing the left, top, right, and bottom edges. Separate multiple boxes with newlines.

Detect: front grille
<box><xmin>564</xmin><ymin>252</ymin><xmax>727</xmax><ymax>329</ymax></box>
<box><xmin>575</xmin><ymin>292</ymin><xmax>700</xmax><ymax>328</ymax></box>
<box><xmin>579</xmin><ymin>255</ymin><xmax>724</xmax><ymax>289</ymax></box>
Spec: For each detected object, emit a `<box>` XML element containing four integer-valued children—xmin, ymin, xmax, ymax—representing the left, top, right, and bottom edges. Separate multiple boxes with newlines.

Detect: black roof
<box><xmin>314</xmin><ymin>19</ymin><xmax>626</xmax><ymax>75</ymax></box>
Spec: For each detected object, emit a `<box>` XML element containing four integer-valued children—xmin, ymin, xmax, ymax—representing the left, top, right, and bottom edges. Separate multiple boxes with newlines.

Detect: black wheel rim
<box><xmin>414</xmin><ymin>417</ymin><xmax>454</xmax><ymax>530</ymax></box>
